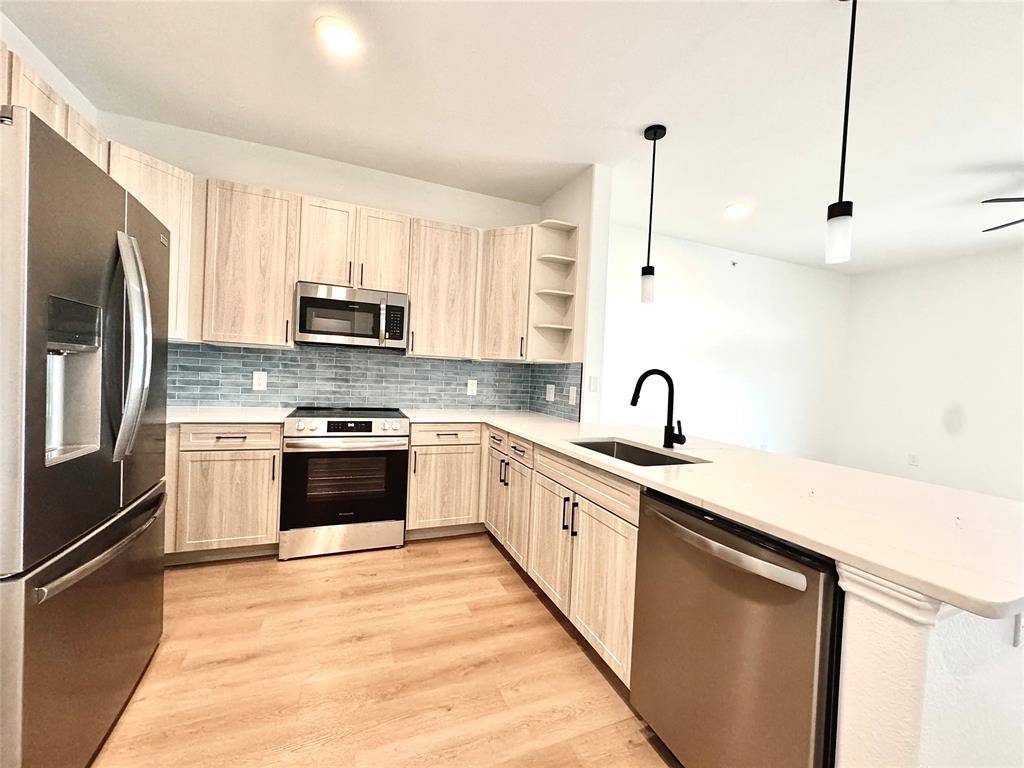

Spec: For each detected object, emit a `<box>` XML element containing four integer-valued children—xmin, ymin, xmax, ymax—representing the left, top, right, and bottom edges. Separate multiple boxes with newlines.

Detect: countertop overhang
<box><xmin>167</xmin><ymin>405</ymin><xmax>1024</xmax><ymax>619</ymax></box>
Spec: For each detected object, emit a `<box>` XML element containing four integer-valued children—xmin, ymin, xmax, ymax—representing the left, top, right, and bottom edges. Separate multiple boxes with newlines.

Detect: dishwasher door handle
<box><xmin>651</xmin><ymin>508</ymin><xmax>807</xmax><ymax>592</ymax></box>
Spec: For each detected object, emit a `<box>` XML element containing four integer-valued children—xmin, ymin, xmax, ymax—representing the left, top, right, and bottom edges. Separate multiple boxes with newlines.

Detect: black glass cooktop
<box><xmin>287</xmin><ymin>407</ymin><xmax>407</xmax><ymax>420</ymax></box>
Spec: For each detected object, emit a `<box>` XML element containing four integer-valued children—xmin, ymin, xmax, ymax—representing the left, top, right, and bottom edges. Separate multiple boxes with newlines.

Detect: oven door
<box><xmin>293</xmin><ymin>282</ymin><xmax>384</xmax><ymax>347</ymax></box>
<box><xmin>280</xmin><ymin>438</ymin><xmax>409</xmax><ymax>531</ymax></box>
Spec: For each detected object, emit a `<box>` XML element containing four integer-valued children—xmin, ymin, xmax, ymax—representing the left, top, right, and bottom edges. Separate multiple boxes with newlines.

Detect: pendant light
<box><xmin>826</xmin><ymin>0</ymin><xmax>858</xmax><ymax>265</ymax></box>
<box><xmin>642</xmin><ymin>124</ymin><xmax>666</xmax><ymax>302</ymax></box>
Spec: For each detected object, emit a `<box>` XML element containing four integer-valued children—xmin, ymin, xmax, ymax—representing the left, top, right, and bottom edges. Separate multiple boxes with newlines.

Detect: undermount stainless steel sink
<box><xmin>571</xmin><ymin>439</ymin><xmax>709</xmax><ymax>467</ymax></box>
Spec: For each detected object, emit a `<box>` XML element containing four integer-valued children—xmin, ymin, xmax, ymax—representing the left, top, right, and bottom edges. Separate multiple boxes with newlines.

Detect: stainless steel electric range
<box><xmin>279</xmin><ymin>407</ymin><xmax>409</xmax><ymax>560</ymax></box>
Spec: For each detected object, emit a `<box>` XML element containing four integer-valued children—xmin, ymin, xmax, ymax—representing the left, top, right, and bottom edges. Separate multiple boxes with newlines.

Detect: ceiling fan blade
<box><xmin>982</xmin><ymin>197</ymin><xmax>1024</xmax><ymax>203</ymax></box>
<box><xmin>982</xmin><ymin>217</ymin><xmax>1024</xmax><ymax>233</ymax></box>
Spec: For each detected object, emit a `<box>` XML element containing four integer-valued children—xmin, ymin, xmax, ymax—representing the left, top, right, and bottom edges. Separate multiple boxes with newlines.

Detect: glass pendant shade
<box><xmin>641</xmin><ymin>265</ymin><xmax>655</xmax><ymax>303</ymax></box>
<box><xmin>825</xmin><ymin>201</ymin><xmax>853</xmax><ymax>265</ymax></box>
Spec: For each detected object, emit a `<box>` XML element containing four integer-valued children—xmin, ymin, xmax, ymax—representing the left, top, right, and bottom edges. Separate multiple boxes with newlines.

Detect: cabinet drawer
<box><xmin>535</xmin><ymin>447</ymin><xmax>641</xmax><ymax>526</ymax></box>
<box><xmin>508</xmin><ymin>435</ymin><xmax>534</xmax><ymax>467</ymax></box>
<box><xmin>411</xmin><ymin>423</ymin><xmax>481</xmax><ymax>446</ymax></box>
<box><xmin>484</xmin><ymin>425</ymin><xmax>509</xmax><ymax>454</ymax></box>
<box><xmin>178</xmin><ymin>423</ymin><xmax>282</xmax><ymax>452</ymax></box>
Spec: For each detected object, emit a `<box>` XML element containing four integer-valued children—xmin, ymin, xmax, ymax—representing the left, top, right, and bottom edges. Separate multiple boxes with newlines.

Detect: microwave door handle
<box><xmin>379</xmin><ymin>298</ymin><xmax>387</xmax><ymax>347</ymax></box>
<box><xmin>113</xmin><ymin>232</ymin><xmax>153</xmax><ymax>463</ymax></box>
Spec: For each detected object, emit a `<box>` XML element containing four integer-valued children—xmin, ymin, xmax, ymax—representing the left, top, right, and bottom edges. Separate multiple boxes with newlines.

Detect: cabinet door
<box><xmin>479</xmin><ymin>226</ymin><xmax>531</xmax><ymax>360</ymax></box>
<box><xmin>527</xmin><ymin>474</ymin><xmax>574</xmax><ymax>613</ymax></box>
<box><xmin>175</xmin><ymin>449</ymin><xmax>280</xmax><ymax>552</ymax></box>
<box><xmin>109</xmin><ymin>144</ymin><xmax>196</xmax><ymax>341</ymax></box>
<box><xmin>298</xmin><ymin>196</ymin><xmax>357</xmax><ymax>287</ymax></box>
<box><xmin>505</xmin><ymin>458</ymin><xmax>533</xmax><ymax>567</ymax></box>
<box><xmin>8</xmin><ymin>53</ymin><xmax>67</xmax><ymax>135</ymax></box>
<box><xmin>164</xmin><ymin>425</ymin><xmax>180</xmax><ymax>554</ymax></box>
<box><xmin>408</xmin><ymin>219</ymin><xmax>478</xmax><ymax>358</ymax></box>
<box><xmin>203</xmin><ymin>179</ymin><xmax>299</xmax><ymax>346</ymax></box>
<box><xmin>483</xmin><ymin>448</ymin><xmax>508</xmax><ymax>541</ymax></box>
<box><xmin>356</xmin><ymin>207</ymin><xmax>410</xmax><ymax>293</ymax></box>
<box><xmin>568</xmin><ymin>496</ymin><xmax>639</xmax><ymax>685</ymax></box>
<box><xmin>407</xmin><ymin>445</ymin><xmax>480</xmax><ymax>530</ymax></box>
<box><xmin>65</xmin><ymin>107</ymin><xmax>107</xmax><ymax>169</ymax></box>
<box><xmin>1</xmin><ymin>43</ymin><xmax>9</xmax><ymax>104</ymax></box>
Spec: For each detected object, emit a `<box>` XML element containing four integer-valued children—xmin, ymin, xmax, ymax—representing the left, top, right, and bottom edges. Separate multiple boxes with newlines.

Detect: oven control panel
<box><xmin>284</xmin><ymin>417</ymin><xmax>410</xmax><ymax>438</ymax></box>
<box><xmin>327</xmin><ymin>420</ymin><xmax>372</xmax><ymax>433</ymax></box>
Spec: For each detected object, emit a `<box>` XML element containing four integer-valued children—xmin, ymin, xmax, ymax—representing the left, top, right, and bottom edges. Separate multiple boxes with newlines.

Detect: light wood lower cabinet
<box><xmin>483</xmin><ymin>448</ymin><xmax>508</xmax><ymax>540</ymax></box>
<box><xmin>504</xmin><ymin>458</ymin><xmax>532</xmax><ymax>567</ymax></box>
<box><xmin>568</xmin><ymin>496</ymin><xmax>638</xmax><ymax>686</ymax></box>
<box><xmin>407</xmin><ymin>445</ymin><xmax>480</xmax><ymax>529</ymax></box>
<box><xmin>175</xmin><ymin>448</ymin><xmax>281</xmax><ymax>552</ymax></box>
<box><xmin>527</xmin><ymin>473</ymin><xmax>574</xmax><ymax>613</ymax></box>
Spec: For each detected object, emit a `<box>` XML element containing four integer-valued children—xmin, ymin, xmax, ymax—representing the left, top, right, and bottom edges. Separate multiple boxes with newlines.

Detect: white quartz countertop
<box><xmin>167</xmin><ymin>406</ymin><xmax>1024</xmax><ymax>618</ymax></box>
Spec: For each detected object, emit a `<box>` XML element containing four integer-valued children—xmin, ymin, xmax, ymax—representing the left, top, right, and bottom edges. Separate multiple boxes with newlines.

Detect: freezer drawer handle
<box><xmin>112</xmin><ymin>232</ymin><xmax>153</xmax><ymax>462</ymax></box>
<box><xmin>33</xmin><ymin>510</ymin><xmax>161</xmax><ymax>605</ymax></box>
<box><xmin>651</xmin><ymin>508</ymin><xmax>807</xmax><ymax>592</ymax></box>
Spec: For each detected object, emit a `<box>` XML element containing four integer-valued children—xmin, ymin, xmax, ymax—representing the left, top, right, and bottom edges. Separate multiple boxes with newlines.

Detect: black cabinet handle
<box><xmin>570</xmin><ymin>501</ymin><xmax>579</xmax><ymax>536</ymax></box>
<box><xmin>348</xmin><ymin>261</ymin><xmax>353</xmax><ymax>284</ymax></box>
<box><xmin>498</xmin><ymin>458</ymin><xmax>506</xmax><ymax>484</ymax></box>
<box><xmin>519</xmin><ymin>336</ymin><xmax>524</xmax><ymax>358</ymax></box>
<box><xmin>413</xmin><ymin>450</ymin><xmax>417</xmax><ymax>474</ymax></box>
<box><xmin>411</xmin><ymin>330</ymin><xmax>415</xmax><ymax>352</ymax></box>
<box><xmin>360</xmin><ymin>263</ymin><xmax>364</xmax><ymax>285</ymax></box>
<box><xmin>271</xmin><ymin>454</ymin><xmax>276</xmax><ymax>481</ymax></box>
<box><xmin>284</xmin><ymin>320</ymin><xmax>289</xmax><ymax>342</ymax></box>
<box><xmin>561</xmin><ymin>496</ymin><xmax>570</xmax><ymax>530</ymax></box>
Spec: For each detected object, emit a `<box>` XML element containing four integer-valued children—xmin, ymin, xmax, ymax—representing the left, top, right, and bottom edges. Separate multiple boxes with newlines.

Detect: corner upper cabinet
<box><xmin>479</xmin><ymin>225</ymin><xmax>532</xmax><ymax>360</ymax></box>
<box><xmin>8</xmin><ymin>52</ymin><xmax>67</xmax><ymax>135</ymax></box>
<box><xmin>65</xmin><ymin>107</ymin><xmax>107</xmax><ymax>169</ymax></box>
<box><xmin>109</xmin><ymin>144</ymin><xmax>199</xmax><ymax>341</ymax></box>
<box><xmin>355</xmin><ymin>207</ymin><xmax>410</xmax><ymax>293</ymax></box>
<box><xmin>203</xmin><ymin>179</ymin><xmax>299</xmax><ymax>347</ymax></box>
<box><xmin>298</xmin><ymin>196</ymin><xmax>357</xmax><ymax>287</ymax></box>
<box><xmin>408</xmin><ymin>219</ymin><xmax>478</xmax><ymax>358</ymax></box>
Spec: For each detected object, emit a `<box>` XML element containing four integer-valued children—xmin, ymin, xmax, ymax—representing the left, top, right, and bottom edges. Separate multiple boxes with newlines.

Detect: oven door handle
<box><xmin>283</xmin><ymin>438</ymin><xmax>409</xmax><ymax>453</ymax></box>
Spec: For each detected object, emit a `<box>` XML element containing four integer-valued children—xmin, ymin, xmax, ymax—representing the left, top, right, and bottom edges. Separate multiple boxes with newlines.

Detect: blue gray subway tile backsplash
<box><xmin>168</xmin><ymin>343</ymin><xmax>582</xmax><ymax>420</ymax></box>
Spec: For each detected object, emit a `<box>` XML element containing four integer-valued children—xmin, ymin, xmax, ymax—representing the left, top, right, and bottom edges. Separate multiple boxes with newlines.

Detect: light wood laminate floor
<box><xmin>94</xmin><ymin>534</ymin><xmax>676</xmax><ymax>767</ymax></box>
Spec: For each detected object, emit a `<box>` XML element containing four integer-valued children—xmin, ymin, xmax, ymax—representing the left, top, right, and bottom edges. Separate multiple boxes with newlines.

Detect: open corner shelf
<box><xmin>535</xmin><ymin>289</ymin><xmax>575</xmax><ymax>298</ymax></box>
<box><xmin>537</xmin><ymin>253</ymin><xmax>577</xmax><ymax>265</ymax></box>
<box><xmin>538</xmin><ymin>219</ymin><xmax>578</xmax><ymax>232</ymax></box>
<box><xmin>534</xmin><ymin>323</ymin><xmax>573</xmax><ymax>332</ymax></box>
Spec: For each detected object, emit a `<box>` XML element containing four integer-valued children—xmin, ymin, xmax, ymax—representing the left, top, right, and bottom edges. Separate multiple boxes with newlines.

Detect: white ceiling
<box><xmin>5</xmin><ymin>1</ymin><xmax>1022</xmax><ymax>271</ymax></box>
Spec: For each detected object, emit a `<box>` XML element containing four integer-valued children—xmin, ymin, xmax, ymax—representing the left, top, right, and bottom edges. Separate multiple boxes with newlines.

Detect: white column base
<box><xmin>835</xmin><ymin>563</ymin><xmax>941</xmax><ymax>768</ymax></box>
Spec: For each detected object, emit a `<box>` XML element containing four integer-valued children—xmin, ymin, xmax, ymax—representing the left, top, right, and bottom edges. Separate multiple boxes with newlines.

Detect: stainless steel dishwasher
<box><xmin>631</xmin><ymin>490</ymin><xmax>843</xmax><ymax>768</ymax></box>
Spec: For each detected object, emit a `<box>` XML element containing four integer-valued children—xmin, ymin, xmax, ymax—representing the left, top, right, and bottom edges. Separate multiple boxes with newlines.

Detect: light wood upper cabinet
<box><xmin>298</xmin><ymin>196</ymin><xmax>357</xmax><ymax>287</ymax></box>
<box><xmin>568</xmin><ymin>496</ymin><xmax>638</xmax><ymax>686</ymax></box>
<box><xmin>483</xmin><ymin>448</ymin><xmax>508</xmax><ymax>540</ymax></box>
<box><xmin>505</xmin><ymin>458</ymin><xmax>532</xmax><ymax>568</ymax></box>
<box><xmin>407</xmin><ymin>445</ymin><xmax>480</xmax><ymax>530</ymax></box>
<box><xmin>175</xmin><ymin>448</ymin><xmax>280</xmax><ymax>552</ymax></box>
<box><xmin>65</xmin><ymin>107</ymin><xmax>107</xmax><ymax>169</ymax></box>
<box><xmin>408</xmin><ymin>219</ymin><xmax>478</xmax><ymax>358</ymax></box>
<box><xmin>8</xmin><ymin>53</ymin><xmax>67</xmax><ymax>136</ymax></box>
<box><xmin>527</xmin><ymin>473</ymin><xmax>574</xmax><ymax>613</ymax></box>
<box><xmin>203</xmin><ymin>179</ymin><xmax>299</xmax><ymax>346</ymax></box>
<box><xmin>109</xmin><ymin>143</ymin><xmax>198</xmax><ymax>341</ymax></box>
<box><xmin>355</xmin><ymin>207</ymin><xmax>410</xmax><ymax>293</ymax></box>
<box><xmin>1</xmin><ymin>43</ymin><xmax>11</xmax><ymax>105</ymax></box>
<box><xmin>479</xmin><ymin>225</ymin><xmax>532</xmax><ymax>360</ymax></box>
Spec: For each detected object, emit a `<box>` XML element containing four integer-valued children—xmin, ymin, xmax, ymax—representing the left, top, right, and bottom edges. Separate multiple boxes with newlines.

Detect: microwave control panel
<box><xmin>384</xmin><ymin>305</ymin><xmax>405</xmax><ymax>341</ymax></box>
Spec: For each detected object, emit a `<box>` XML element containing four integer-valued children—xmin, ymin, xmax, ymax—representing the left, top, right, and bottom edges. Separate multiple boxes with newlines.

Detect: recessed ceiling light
<box><xmin>724</xmin><ymin>201</ymin><xmax>754</xmax><ymax>219</ymax></box>
<box><xmin>315</xmin><ymin>16</ymin><xmax>361</xmax><ymax>58</ymax></box>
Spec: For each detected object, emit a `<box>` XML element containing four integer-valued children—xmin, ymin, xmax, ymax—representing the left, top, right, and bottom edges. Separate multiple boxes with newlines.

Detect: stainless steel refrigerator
<box><xmin>0</xmin><ymin>107</ymin><xmax>168</xmax><ymax>768</ymax></box>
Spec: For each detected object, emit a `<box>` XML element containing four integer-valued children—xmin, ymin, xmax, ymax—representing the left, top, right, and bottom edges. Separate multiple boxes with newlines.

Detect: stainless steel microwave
<box><xmin>293</xmin><ymin>282</ymin><xmax>408</xmax><ymax>349</ymax></box>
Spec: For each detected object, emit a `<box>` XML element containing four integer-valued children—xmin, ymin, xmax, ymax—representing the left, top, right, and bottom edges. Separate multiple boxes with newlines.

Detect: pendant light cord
<box><xmin>838</xmin><ymin>0</ymin><xmax>858</xmax><ymax>201</ymax></box>
<box><xmin>646</xmin><ymin>136</ymin><xmax>657</xmax><ymax>267</ymax></box>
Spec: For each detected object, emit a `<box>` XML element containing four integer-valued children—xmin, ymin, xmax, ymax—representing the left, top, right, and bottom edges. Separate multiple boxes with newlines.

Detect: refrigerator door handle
<box><xmin>650</xmin><ymin>508</ymin><xmax>808</xmax><ymax>592</ymax></box>
<box><xmin>32</xmin><ymin>507</ymin><xmax>161</xmax><ymax>604</ymax></box>
<box><xmin>113</xmin><ymin>232</ymin><xmax>153</xmax><ymax>462</ymax></box>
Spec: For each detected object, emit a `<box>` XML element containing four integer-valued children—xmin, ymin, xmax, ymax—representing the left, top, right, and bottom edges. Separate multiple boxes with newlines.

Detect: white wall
<box><xmin>99</xmin><ymin>112</ymin><xmax>540</xmax><ymax>228</ymax></box>
<box><xmin>540</xmin><ymin>164</ymin><xmax>613</xmax><ymax>422</ymax></box>
<box><xmin>601</xmin><ymin>224</ymin><xmax>851</xmax><ymax>461</ymax></box>
<box><xmin>1</xmin><ymin>12</ymin><xmax>99</xmax><ymax>122</ymax></box>
<box><xmin>836</xmin><ymin>250</ymin><xmax>1024</xmax><ymax>500</ymax></box>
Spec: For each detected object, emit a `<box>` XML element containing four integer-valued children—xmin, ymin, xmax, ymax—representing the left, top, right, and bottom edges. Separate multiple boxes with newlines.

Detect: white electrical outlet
<box><xmin>908</xmin><ymin>453</ymin><xmax>920</xmax><ymax>467</ymax></box>
<box><xmin>545</xmin><ymin>384</ymin><xmax>555</xmax><ymax>402</ymax></box>
<box><xmin>1014</xmin><ymin>613</ymin><xmax>1023</xmax><ymax>648</ymax></box>
<box><xmin>568</xmin><ymin>386</ymin><xmax>577</xmax><ymax>405</ymax></box>
<box><xmin>588</xmin><ymin>375</ymin><xmax>599</xmax><ymax>393</ymax></box>
<box><xmin>467</xmin><ymin>378</ymin><xmax>477</xmax><ymax>395</ymax></box>
<box><xmin>252</xmin><ymin>370</ymin><xmax>267</xmax><ymax>391</ymax></box>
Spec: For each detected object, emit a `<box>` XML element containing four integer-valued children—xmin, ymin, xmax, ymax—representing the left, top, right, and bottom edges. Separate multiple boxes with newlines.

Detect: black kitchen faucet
<box><xmin>630</xmin><ymin>369</ymin><xmax>686</xmax><ymax>449</ymax></box>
